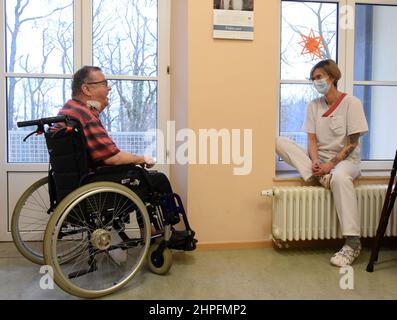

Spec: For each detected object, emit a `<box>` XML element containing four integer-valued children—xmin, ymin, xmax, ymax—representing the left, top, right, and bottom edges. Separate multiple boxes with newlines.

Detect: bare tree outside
<box><xmin>6</xmin><ymin>0</ymin><xmax>73</xmax><ymax>130</ymax></box>
<box><xmin>6</xmin><ymin>0</ymin><xmax>159</xmax><ymax>162</ymax></box>
<box><xmin>280</xmin><ymin>1</ymin><xmax>337</xmax><ymax>148</ymax></box>
<box><xmin>93</xmin><ymin>0</ymin><xmax>158</xmax><ymax>133</ymax></box>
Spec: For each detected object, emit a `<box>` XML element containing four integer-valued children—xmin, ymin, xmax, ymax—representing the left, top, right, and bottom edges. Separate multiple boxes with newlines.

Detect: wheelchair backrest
<box><xmin>45</xmin><ymin>118</ymin><xmax>90</xmax><ymax>203</ymax></box>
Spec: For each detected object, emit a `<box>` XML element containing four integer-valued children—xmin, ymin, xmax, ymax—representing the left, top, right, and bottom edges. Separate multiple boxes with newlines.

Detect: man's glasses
<box><xmin>85</xmin><ymin>79</ymin><xmax>109</xmax><ymax>87</ymax></box>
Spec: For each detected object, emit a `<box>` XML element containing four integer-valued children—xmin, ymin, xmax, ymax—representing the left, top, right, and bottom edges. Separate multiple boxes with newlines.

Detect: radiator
<box><xmin>261</xmin><ymin>185</ymin><xmax>397</xmax><ymax>245</ymax></box>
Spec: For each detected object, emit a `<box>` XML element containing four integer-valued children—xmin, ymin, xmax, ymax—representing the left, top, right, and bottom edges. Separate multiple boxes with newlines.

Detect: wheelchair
<box><xmin>11</xmin><ymin>115</ymin><xmax>197</xmax><ymax>298</ymax></box>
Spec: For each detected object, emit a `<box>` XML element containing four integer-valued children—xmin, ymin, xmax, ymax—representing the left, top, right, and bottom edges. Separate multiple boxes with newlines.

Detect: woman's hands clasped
<box><xmin>312</xmin><ymin>160</ymin><xmax>334</xmax><ymax>176</ymax></box>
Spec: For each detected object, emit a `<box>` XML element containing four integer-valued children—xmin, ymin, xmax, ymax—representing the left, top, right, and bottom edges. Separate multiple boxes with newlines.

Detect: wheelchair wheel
<box><xmin>147</xmin><ymin>243</ymin><xmax>173</xmax><ymax>275</ymax></box>
<box><xmin>11</xmin><ymin>177</ymin><xmax>51</xmax><ymax>264</ymax></box>
<box><xmin>11</xmin><ymin>177</ymin><xmax>84</xmax><ymax>265</ymax></box>
<box><xmin>44</xmin><ymin>182</ymin><xmax>151</xmax><ymax>298</ymax></box>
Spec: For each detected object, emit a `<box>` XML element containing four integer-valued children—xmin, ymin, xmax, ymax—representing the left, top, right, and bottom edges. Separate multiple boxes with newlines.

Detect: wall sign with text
<box><xmin>213</xmin><ymin>0</ymin><xmax>254</xmax><ymax>40</ymax></box>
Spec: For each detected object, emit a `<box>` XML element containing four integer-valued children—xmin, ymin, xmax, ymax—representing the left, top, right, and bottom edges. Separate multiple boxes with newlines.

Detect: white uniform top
<box><xmin>302</xmin><ymin>94</ymin><xmax>369</xmax><ymax>163</ymax></box>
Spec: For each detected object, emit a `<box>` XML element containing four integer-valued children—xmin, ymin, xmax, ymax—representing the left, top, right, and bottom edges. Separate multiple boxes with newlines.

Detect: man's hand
<box><xmin>143</xmin><ymin>156</ymin><xmax>156</xmax><ymax>169</ymax></box>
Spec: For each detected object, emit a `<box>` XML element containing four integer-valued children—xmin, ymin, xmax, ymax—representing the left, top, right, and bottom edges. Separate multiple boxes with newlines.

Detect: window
<box><xmin>3</xmin><ymin>0</ymin><xmax>167</xmax><ymax>163</ymax></box>
<box><xmin>353</xmin><ymin>3</ymin><xmax>397</xmax><ymax>161</ymax></box>
<box><xmin>280</xmin><ymin>1</ymin><xmax>338</xmax><ymax>153</ymax></box>
<box><xmin>278</xmin><ymin>0</ymin><xmax>397</xmax><ymax>172</ymax></box>
<box><xmin>92</xmin><ymin>0</ymin><xmax>159</xmax><ymax>158</ymax></box>
<box><xmin>5</xmin><ymin>0</ymin><xmax>74</xmax><ymax>163</ymax></box>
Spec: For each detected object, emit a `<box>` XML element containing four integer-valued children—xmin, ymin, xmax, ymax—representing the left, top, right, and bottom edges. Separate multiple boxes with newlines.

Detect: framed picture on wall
<box><xmin>213</xmin><ymin>0</ymin><xmax>254</xmax><ymax>40</ymax></box>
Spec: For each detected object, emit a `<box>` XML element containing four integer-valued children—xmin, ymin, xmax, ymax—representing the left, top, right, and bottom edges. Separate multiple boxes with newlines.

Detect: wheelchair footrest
<box><xmin>168</xmin><ymin>230</ymin><xmax>198</xmax><ymax>251</ymax></box>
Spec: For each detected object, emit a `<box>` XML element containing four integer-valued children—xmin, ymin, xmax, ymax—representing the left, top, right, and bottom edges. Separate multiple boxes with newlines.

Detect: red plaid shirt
<box><xmin>58</xmin><ymin>99</ymin><xmax>120</xmax><ymax>164</ymax></box>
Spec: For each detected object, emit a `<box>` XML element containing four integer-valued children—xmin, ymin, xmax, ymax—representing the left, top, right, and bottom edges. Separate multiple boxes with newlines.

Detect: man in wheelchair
<box><xmin>56</xmin><ymin>65</ymin><xmax>196</xmax><ymax>248</ymax></box>
<box><xmin>13</xmin><ymin>66</ymin><xmax>196</xmax><ymax>298</ymax></box>
<box><xmin>50</xmin><ymin>66</ymin><xmax>196</xmax><ymax>295</ymax></box>
<box><xmin>65</xmin><ymin>65</ymin><xmax>196</xmax><ymax>235</ymax></box>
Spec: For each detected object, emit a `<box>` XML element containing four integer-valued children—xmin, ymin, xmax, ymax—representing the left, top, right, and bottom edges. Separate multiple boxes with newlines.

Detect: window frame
<box><xmin>0</xmin><ymin>0</ymin><xmax>170</xmax><ymax>173</ymax></box>
<box><xmin>277</xmin><ymin>0</ymin><xmax>397</xmax><ymax>175</ymax></box>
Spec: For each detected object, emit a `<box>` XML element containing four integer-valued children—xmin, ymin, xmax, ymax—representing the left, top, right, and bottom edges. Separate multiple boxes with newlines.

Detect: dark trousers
<box><xmin>146</xmin><ymin>171</ymin><xmax>173</xmax><ymax>195</ymax></box>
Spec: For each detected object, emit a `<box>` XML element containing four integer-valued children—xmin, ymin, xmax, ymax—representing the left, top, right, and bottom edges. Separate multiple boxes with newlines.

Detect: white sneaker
<box><xmin>330</xmin><ymin>244</ymin><xmax>361</xmax><ymax>267</ymax></box>
<box><xmin>319</xmin><ymin>174</ymin><xmax>332</xmax><ymax>189</ymax></box>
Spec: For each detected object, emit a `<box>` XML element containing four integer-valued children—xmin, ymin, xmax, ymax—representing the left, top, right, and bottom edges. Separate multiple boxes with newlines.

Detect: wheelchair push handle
<box><xmin>18</xmin><ymin>115</ymin><xmax>70</xmax><ymax>142</ymax></box>
<box><xmin>17</xmin><ymin>115</ymin><xmax>67</xmax><ymax>128</ymax></box>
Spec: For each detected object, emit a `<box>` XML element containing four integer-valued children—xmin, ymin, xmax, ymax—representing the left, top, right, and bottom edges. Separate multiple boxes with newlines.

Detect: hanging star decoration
<box><xmin>299</xmin><ymin>29</ymin><xmax>325</xmax><ymax>60</ymax></box>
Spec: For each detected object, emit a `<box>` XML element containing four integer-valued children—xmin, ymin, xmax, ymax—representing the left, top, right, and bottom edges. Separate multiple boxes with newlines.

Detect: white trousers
<box><xmin>223</xmin><ymin>0</ymin><xmax>243</xmax><ymax>10</ymax></box>
<box><xmin>276</xmin><ymin>137</ymin><xmax>361</xmax><ymax>236</ymax></box>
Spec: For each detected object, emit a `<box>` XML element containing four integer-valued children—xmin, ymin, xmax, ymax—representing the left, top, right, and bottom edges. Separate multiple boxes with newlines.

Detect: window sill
<box><xmin>274</xmin><ymin>170</ymin><xmax>391</xmax><ymax>183</ymax></box>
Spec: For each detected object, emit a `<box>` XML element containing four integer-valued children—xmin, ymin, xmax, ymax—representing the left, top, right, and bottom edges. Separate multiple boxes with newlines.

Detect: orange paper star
<box><xmin>299</xmin><ymin>29</ymin><xmax>324</xmax><ymax>60</ymax></box>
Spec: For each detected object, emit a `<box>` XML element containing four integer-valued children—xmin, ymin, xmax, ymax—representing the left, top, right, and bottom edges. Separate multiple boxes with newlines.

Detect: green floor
<box><xmin>0</xmin><ymin>242</ymin><xmax>396</xmax><ymax>300</ymax></box>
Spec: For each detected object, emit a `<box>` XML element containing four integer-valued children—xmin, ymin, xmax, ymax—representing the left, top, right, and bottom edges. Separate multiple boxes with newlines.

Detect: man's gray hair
<box><xmin>72</xmin><ymin>66</ymin><xmax>102</xmax><ymax>96</ymax></box>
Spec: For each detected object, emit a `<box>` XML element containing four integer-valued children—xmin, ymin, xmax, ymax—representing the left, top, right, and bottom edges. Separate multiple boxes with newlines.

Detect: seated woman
<box><xmin>276</xmin><ymin>59</ymin><xmax>368</xmax><ymax>267</ymax></box>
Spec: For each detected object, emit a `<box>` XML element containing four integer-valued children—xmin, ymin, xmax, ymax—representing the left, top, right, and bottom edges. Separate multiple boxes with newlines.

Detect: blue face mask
<box><xmin>313</xmin><ymin>78</ymin><xmax>330</xmax><ymax>94</ymax></box>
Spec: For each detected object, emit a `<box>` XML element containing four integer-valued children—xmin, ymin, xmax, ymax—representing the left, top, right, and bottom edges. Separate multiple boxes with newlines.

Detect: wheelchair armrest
<box><xmin>80</xmin><ymin>164</ymin><xmax>141</xmax><ymax>186</ymax></box>
<box><xmin>82</xmin><ymin>164</ymin><xmax>157</xmax><ymax>195</ymax></box>
<box><xmin>95</xmin><ymin>164</ymin><xmax>158</xmax><ymax>175</ymax></box>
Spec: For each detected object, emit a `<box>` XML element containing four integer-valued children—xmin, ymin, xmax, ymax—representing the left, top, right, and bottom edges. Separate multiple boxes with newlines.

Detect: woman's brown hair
<box><xmin>310</xmin><ymin>59</ymin><xmax>341</xmax><ymax>87</ymax></box>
